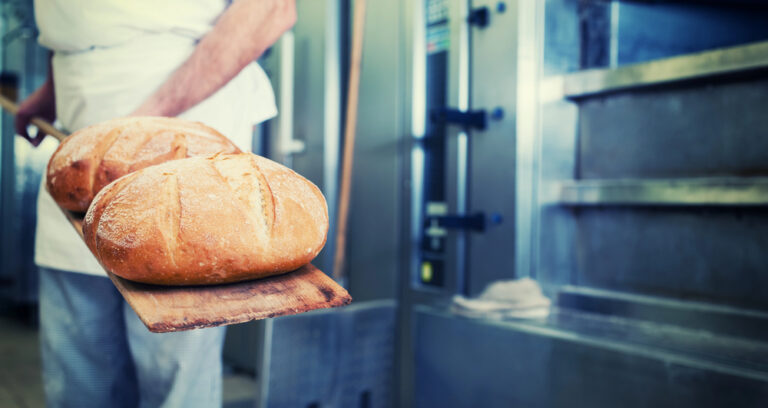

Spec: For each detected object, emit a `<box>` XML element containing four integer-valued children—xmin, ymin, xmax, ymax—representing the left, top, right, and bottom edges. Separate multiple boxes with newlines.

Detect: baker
<box><xmin>14</xmin><ymin>1</ymin><xmax>295</xmax><ymax>406</ymax></box>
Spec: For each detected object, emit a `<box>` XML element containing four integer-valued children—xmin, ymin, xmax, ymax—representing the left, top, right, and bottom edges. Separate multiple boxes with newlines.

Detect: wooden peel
<box><xmin>2</xmin><ymin>95</ymin><xmax>351</xmax><ymax>332</ymax></box>
<box><xmin>64</xmin><ymin>212</ymin><xmax>350</xmax><ymax>332</ymax></box>
<box><xmin>333</xmin><ymin>0</ymin><xmax>366</xmax><ymax>281</ymax></box>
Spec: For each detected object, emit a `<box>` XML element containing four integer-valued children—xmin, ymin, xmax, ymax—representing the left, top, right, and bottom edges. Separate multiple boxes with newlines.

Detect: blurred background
<box><xmin>2</xmin><ymin>0</ymin><xmax>768</xmax><ymax>407</ymax></box>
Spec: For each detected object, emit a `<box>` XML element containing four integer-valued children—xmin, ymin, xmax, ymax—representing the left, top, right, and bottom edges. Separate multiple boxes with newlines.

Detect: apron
<box><xmin>33</xmin><ymin>30</ymin><xmax>277</xmax><ymax>276</ymax></box>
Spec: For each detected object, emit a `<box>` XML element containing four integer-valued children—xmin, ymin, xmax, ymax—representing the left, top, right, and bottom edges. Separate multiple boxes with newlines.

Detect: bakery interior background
<box><xmin>2</xmin><ymin>0</ymin><xmax>768</xmax><ymax>407</ymax></box>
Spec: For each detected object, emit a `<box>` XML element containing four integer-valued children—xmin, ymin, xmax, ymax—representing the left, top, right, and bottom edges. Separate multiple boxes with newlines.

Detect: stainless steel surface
<box><xmin>346</xmin><ymin>0</ymin><xmax>403</xmax><ymax>301</ymax></box>
<box><xmin>538</xmin><ymin>55</ymin><xmax>768</xmax><ymax>309</ymax></box>
<box><xmin>435</xmin><ymin>0</ymin><xmax>469</xmax><ymax>296</ymax></box>
<box><xmin>613</xmin><ymin>2</ymin><xmax>768</xmax><ymax>67</ymax></box>
<box><xmin>222</xmin><ymin>320</ymin><xmax>264</xmax><ymax>375</ymax></box>
<box><xmin>399</xmin><ymin>1</ymin><xmax>425</xmax><ymax>405</ymax></box>
<box><xmin>567</xmin><ymin>207</ymin><xmax>768</xmax><ymax>310</ymax></box>
<box><xmin>399</xmin><ymin>0</ymin><xmax>548</xmax><ymax>404</ymax></box>
<box><xmin>532</xmin><ymin>0</ymin><xmax>768</xmax><ymax>314</ymax></box>
<box><xmin>452</xmin><ymin>0</ymin><xmax>469</xmax><ymax>294</ymax></box>
<box><xmin>533</xmin><ymin>0</ymin><xmax>581</xmax><ymax>291</ymax></box>
<box><xmin>404</xmin><ymin>0</ymin><xmax>541</xmax><ymax>294</ymax></box>
<box><xmin>258</xmin><ymin>34</ymin><xmax>283</xmax><ymax>161</ymax></box>
<box><xmin>529</xmin><ymin>10</ymin><xmax>768</xmax><ymax>408</ymax></box>
<box><xmin>608</xmin><ymin>0</ymin><xmax>619</xmax><ymax>68</ymax></box>
<box><xmin>291</xmin><ymin>0</ymin><xmax>337</xmax><ymax>274</ymax></box>
<box><xmin>560</xmin><ymin>40</ymin><xmax>768</xmax><ymax>98</ymax></box>
<box><xmin>559</xmin><ymin>178</ymin><xmax>768</xmax><ymax>206</ymax></box>
<box><xmin>576</xmin><ymin>76</ymin><xmax>768</xmax><ymax>180</ymax></box>
<box><xmin>514</xmin><ymin>0</ymin><xmax>545</xmax><ymax>279</ymax></box>
<box><xmin>323</xmin><ymin>0</ymin><xmax>342</xmax><ymax>279</ymax></box>
<box><xmin>408</xmin><ymin>0</ymin><xmax>426</xmax><ymax>294</ymax></box>
<box><xmin>464</xmin><ymin>0</ymin><xmax>520</xmax><ymax>294</ymax></box>
<box><xmin>276</xmin><ymin>31</ymin><xmax>305</xmax><ymax>167</ymax></box>
<box><xmin>259</xmin><ymin>300</ymin><xmax>396</xmax><ymax>408</ymax></box>
<box><xmin>557</xmin><ymin>286</ymin><xmax>768</xmax><ymax>342</ymax></box>
<box><xmin>414</xmin><ymin>306</ymin><xmax>768</xmax><ymax>408</ymax></box>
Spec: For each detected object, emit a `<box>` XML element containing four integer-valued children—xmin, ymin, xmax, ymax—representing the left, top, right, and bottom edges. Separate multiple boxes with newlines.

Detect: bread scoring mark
<box><xmin>89</xmin><ymin>171</ymin><xmax>140</xmax><ymax>261</ymax></box>
<box><xmin>161</xmin><ymin>173</ymin><xmax>180</xmax><ymax>269</ymax></box>
<box><xmin>186</xmin><ymin>132</ymin><xmax>240</xmax><ymax>157</ymax></box>
<box><xmin>90</xmin><ymin>126</ymin><xmax>124</xmax><ymax>197</ymax></box>
<box><xmin>131</xmin><ymin>126</ymin><xmax>166</xmax><ymax>162</ymax></box>
<box><xmin>249</xmin><ymin>155</ymin><xmax>329</xmax><ymax>258</ymax></box>
<box><xmin>173</xmin><ymin>133</ymin><xmax>189</xmax><ymax>158</ymax></box>
<box><xmin>138</xmin><ymin>130</ymin><xmax>183</xmax><ymax>164</ymax></box>
<box><xmin>248</xmin><ymin>157</ymin><xmax>276</xmax><ymax>234</ymax></box>
<box><xmin>208</xmin><ymin>157</ymin><xmax>273</xmax><ymax>240</ymax></box>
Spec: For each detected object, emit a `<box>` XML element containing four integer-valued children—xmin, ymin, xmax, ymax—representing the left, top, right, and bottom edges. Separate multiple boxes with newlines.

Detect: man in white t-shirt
<box><xmin>15</xmin><ymin>1</ymin><xmax>295</xmax><ymax>406</ymax></box>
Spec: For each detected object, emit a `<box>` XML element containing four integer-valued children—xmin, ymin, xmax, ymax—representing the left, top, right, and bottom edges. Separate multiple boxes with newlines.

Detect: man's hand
<box><xmin>15</xmin><ymin>78</ymin><xmax>56</xmax><ymax>147</ymax></box>
<box><xmin>131</xmin><ymin>0</ymin><xmax>296</xmax><ymax>117</ymax></box>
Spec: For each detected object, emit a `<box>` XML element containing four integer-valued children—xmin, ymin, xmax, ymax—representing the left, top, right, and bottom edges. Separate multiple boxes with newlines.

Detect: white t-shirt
<box><xmin>33</xmin><ymin>0</ymin><xmax>278</xmax><ymax>275</ymax></box>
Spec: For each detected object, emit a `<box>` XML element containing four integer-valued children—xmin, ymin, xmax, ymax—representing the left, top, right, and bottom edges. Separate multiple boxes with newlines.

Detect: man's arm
<box><xmin>132</xmin><ymin>0</ymin><xmax>296</xmax><ymax>117</ymax></box>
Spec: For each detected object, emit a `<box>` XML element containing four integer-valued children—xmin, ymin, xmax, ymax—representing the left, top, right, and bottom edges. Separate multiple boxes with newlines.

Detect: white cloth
<box><xmin>33</xmin><ymin>3</ymin><xmax>277</xmax><ymax>276</ymax></box>
<box><xmin>451</xmin><ymin>278</ymin><xmax>551</xmax><ymax>319</ymax></box>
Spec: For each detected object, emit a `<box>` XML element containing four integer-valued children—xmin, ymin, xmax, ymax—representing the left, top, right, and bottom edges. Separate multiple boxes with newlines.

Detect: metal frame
<box><xmin>323</xmin><ymin>0</ymin><xmax>342</xmax><ymax>278</ymax></box>
<box><xmin>408</xmin><ymin>0</ymin><xmax>426</xmax><ymax>292</ymax></box>
<box><xmin>276</xmin><ymin>31</ymin><xmax>306</xmax><ymax>167</ymax></box>
<box><xmin>514</xmin><ymin>0</ymin><xmax>546</xmax><ymax>279</ymax></box>
<box><xmin>557</xmin><ymin>285</ymin><xmax>768</xmax><ymax>341</ymax></box>
<box><xmin>559</xmin><ymin>177</ymin><xmax>768</xmax><ymax>206</ymax></box>
<box><xmin>453</xmin><ymin>0</ymin><xmax>470</xmax><ymax>294</ymax></box>
<box><xmin>559</xmin><ymin>40</ymin><xmax>768</xmax><ymax>99</ymax></box>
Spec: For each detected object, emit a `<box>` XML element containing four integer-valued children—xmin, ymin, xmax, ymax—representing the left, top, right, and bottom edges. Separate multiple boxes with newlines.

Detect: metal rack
<box><xmin>559</xmin><ymin>177</ymin><xmax>768</xmax><ymax>206</ymax></box>
<box><xmin>561</xmin><ymin>40</ymin><xmax>768</xmax><ymax>98</ymax></box>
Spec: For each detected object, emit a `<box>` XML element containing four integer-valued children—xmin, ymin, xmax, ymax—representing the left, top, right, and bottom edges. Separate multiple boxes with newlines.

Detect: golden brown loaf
<box><xmin>47</xmin><ymin>117</ymin><xmax>241</xmax><ymax>212</ymax></box>
<box><xmin>83</xmin><ymin>153</ymin><xmax>329</xmax><ymax>285</ymax></box>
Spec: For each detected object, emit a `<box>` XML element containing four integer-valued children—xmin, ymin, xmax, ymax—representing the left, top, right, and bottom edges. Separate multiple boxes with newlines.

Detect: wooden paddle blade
<box><xmin>111</xmin><ymin>264</ymin><xmax>352</xmax><ymax>333</ymax></box>
<box><xmin>65</xmin><ymin>210</ymin><xmax>351</xmax><ymax>333</ymax></box>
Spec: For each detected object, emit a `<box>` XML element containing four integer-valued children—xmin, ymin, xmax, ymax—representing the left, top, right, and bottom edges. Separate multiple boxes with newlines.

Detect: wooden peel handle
<box><xmin>0</xmin><ymin>93</ymin><xmax>68</xmax><ymax>142</ymax></box>
<box><xmin>333</xmin><ymin>0</ymin><xmax>366</xmax><ymax>281</ymax></box>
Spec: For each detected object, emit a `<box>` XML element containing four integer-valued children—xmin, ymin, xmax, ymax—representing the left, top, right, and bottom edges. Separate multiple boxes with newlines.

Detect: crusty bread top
<box><xmin>83</xmin><ymin>153</ymin><xmax>329</xmax><ymax>286</ymax></box>
<box><xmin>47</xmin><ymin>117</ymin><xmax>240</xmax><ymax>212</ymax></box>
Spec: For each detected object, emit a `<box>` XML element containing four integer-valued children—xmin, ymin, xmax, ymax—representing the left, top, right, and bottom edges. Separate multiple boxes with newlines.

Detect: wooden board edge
<box><xmin>105</xmin><ymin>266</ymin><xmax>353</xmax><ymax>333</ymax></box>
<box><xmin>145</xmin><ymin>291</ymin><xmax>352</xmax><ymax>333</ymax></box>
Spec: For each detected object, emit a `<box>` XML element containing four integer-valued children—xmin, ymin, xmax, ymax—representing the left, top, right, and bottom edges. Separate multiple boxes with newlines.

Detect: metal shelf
<box><xmin>558</xmin><ymin>40</ymin><xmax>768</xmax><ymax>99</ymax></box>
<box><xmin>559</xmin><ymin>177</ymin><xmax>768</xmax><ymax>206</ymax></box>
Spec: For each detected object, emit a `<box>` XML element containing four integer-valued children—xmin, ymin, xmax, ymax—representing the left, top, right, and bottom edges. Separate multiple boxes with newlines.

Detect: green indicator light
<box><xmin>421</xmin><ymin>262</ymin><xmax>433</xmax><ymax>283</ymax></box>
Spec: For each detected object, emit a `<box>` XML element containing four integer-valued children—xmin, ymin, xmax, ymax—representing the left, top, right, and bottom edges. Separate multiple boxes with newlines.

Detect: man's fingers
<box><xmin>30</xmin><ymin>132</ymin><xmax>46</xmax><ymax>147</ymax></box>
<box><xmin>15</xmin><ymin>113</ymin><xmax>48</xmax><ymax>147</ymax></box>
<box><xmin>15</xmin><ymin>113</ymin><xmax>30</xmax><ymax>138</ymax></box>
<box><xmin>19</xmin><ymin>132</ymin><xmax>43</xmax><ymax>147</ymax></box>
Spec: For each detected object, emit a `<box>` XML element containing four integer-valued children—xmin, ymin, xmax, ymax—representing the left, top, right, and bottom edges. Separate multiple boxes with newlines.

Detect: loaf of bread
<box><xmin>83</xmin><ymin>153</ymin><xmax>329</xmax><ymax>285</ymax></box>
<box><xmin>47</xmin><ymin>117</ymin><xmax>241</xmax><ymax>212</ymax></box>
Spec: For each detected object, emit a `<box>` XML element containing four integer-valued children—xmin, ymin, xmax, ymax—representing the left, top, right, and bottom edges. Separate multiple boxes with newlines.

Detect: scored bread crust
<box><xmin>83</xmin><ymin>153</ymin><xmax>329</xmax><ymax>286</ymax></box>
<box><xmin>47</xmin><ymin>117</ymin><xmax>241</xmax><ymax>212</ymax></box>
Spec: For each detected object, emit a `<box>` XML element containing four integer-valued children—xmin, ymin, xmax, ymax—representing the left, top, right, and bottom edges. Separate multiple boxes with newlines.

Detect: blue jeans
<box><xmin>39</xmin><ymin>267</ymin><xmax>226</xmax><ymax>408</ymax></box>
